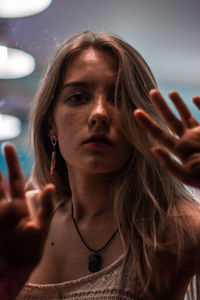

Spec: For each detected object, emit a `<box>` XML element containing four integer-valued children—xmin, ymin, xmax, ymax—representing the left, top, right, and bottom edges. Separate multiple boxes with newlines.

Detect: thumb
<box><xmin>37</xmin><ymin>184</ymin><xmax>55</xmax><ymax>229</ymax></box>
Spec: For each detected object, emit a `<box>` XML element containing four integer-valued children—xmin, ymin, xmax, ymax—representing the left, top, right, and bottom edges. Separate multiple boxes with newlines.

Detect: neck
<box><xmin>67</xmin><ymin>165</ymin><xmax>116</xmax><ymax>221</ymax></box>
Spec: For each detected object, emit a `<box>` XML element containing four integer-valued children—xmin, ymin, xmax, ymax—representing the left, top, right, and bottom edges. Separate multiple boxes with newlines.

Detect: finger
<box><xmin>151</xmin><ymin>147</ymin><xmax>188</xmax><ymax>183</ymax></box>
<box><xmin>169</xmin><ymin>91</ymin><xmax>199</xmax><ymax>128</ymax></box>
<box><xmin>134</xmin><ymin>109</ymin><xmax>177</xmax><ymax>151</ymax></box>
<box><xmin>37</xmin><ymin>184</ymin><xmax>55</xmax><ymax>229</ymax></box>
<box><xmin>193</xmin><ymin>96</ymin><xmax>200</xmax><ymax>111</ymax></box>
<box><xmin>0</xmin><ymin>171</ymin><xmax>6</xmax><ymax>200</ymax></box>
<box><xmin>149</xmin><ymin>89</ymin><xmax>184</xmax><ymax>136</ymax></box>
<box><xmin>4</xmin><ymin>144</ymin><xmax>25</xmax><ymax>200</ymax></box>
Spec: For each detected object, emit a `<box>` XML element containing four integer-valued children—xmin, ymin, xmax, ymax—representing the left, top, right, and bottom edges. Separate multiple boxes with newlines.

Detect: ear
<box><xmin>46</xmin><ymin>114</ymin><xmax>57</xmax><ymax>138</ymax></box>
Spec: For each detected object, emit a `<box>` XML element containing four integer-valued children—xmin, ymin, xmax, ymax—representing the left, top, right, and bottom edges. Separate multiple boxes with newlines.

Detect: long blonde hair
<box><xmin>28</xmin><ymin>31</ymin><xmax>199</xmax><ymax>299</ymax></box>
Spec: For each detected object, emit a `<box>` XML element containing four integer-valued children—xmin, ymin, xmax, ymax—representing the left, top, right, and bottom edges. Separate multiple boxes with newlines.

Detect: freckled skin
<box><xmin>49</xmin><ymin>48</ymin><xmax>131</xmax><ymax>174</ymax></box>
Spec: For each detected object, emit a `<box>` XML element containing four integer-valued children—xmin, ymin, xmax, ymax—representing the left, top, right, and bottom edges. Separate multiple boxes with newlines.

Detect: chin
<box><xmin>66</xmin><ymin>158</ymin><xmax>123</xmax><ymax>174</ymax></box>
<box><xmin>83</xmin><ymin>162</ymin><xmax>121</xmax><ymax>174</ymax></box>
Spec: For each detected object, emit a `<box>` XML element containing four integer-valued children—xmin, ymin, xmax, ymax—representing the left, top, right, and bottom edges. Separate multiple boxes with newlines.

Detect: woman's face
<box><xmin>49</xmin><ymin>47</ymin><xmax>130</xmax><ymax>174</ymax></box>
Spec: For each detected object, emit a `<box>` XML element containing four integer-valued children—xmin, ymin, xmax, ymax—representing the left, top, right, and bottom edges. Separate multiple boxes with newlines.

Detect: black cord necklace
<box><xmin>71</xmin><ymin>205</ymin><xmax>118</xmax><ymax>273</ymax></box>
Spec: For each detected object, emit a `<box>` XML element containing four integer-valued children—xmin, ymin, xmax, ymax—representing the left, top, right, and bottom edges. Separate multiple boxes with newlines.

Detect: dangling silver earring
<box><xmin>50</xmin><ymin>136</ymin><xmax>57</xmax><ymax>175</ymax></box>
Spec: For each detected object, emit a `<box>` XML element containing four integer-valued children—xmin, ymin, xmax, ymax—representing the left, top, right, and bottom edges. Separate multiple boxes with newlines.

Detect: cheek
<box><xmin>117</xmin><ymin>144</ymin><xmax>131</xmax><ymax>166</ymax></box>
<box><xmin>54</xmin><ymin>110</ymin><xmax>81</xmax><ymax>138</ymax></box>
<box><xmin>115</xmin><ymin>130</ymin><xmax>132</xmax><ymax>165</ymax></box>
<box><xmin>54</xmin><ymin>111</ymin><xmax>84</xmax><ymax>159</ymax></box>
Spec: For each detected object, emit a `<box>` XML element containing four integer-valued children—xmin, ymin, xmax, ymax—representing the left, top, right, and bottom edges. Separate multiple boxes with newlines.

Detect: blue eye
<box><xmin>67</xmin><ymin>93</ymin><xmax>88</xmax><ymax>104</ymax></box>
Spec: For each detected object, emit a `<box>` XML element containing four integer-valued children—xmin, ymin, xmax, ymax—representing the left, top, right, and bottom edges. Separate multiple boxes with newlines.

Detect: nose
<box><xmin>88</xmin><ymin>97</ymin><xmax>111</xmax><ymax>128</ymax></box>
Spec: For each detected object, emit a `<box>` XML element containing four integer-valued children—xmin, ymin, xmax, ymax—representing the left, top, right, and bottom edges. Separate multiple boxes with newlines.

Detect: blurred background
<box><xmin>0</xmin><ymin>0</ymin><xmax>199</xmax><ymax>180</ymax></box>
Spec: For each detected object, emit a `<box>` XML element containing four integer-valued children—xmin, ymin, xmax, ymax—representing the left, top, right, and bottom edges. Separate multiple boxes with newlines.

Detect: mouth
<box><xmin>83</xmin><ymin>135</ymin><xmax>113</xmax><ymax>146</ymax></box>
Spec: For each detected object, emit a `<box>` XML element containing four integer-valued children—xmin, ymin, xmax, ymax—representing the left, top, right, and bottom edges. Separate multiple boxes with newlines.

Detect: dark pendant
<box><xmin>88</xmin><ymin>253</ymin><xmax>101</xmax><ymax>273</ymax></box>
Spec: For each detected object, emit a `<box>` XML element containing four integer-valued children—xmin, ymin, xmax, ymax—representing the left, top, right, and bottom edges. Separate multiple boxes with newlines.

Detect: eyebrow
<box><xmin>62</xmin><ymin>81</ymin><xmax>90</xmax><ymax>89</ymax></box>
<box><xmin>62</xmin><ymin>80</ymin><xmax>116</xmax><ymax>91</ymax></box>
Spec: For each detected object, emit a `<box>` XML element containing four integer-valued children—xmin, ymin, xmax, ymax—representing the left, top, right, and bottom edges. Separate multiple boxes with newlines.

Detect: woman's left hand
<box><xmin>134</xmin><ymin>89</ymin><xmax>200</xmax><ymax>188</ymax></box>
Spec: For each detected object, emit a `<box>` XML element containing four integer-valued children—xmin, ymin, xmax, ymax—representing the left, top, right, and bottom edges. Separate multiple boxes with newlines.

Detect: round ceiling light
<box><xmin>0</xmin><ymin>46</ymin><xmax>35</xmax><ymax>79</ymax></box>
<box><xmin>0</xmin><ymin>114</ymin><xmax>21</xmax><ymax>140</ymax></box>
<box><xmin>0</xmin><ymin>0</ymin><xmax>53</xmax><ymax>18</ymax></box>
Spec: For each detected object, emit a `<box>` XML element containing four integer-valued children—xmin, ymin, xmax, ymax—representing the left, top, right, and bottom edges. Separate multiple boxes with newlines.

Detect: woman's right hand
<box><xmin>0</xmin><ymin>144</ymin><xmax>55</xmax><ymax>300</ymax></box>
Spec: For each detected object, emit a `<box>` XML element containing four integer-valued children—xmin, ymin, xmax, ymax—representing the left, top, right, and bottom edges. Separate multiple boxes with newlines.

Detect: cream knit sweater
<box><xmin>16</xmin><ymin>255</ymin><xmax>137</xmax><ymax>299</ymax></box>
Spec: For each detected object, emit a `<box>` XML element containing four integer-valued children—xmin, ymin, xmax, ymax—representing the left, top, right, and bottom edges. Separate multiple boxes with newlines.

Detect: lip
<box><xmin>83</xmin><ymin>134</ymin><xmax>113</xmax><ymax>146</ymax></box>
<box><xmin>84</xmin><ymin>142</ymin><xmax>111</xmax><ymax>149</ymax></box>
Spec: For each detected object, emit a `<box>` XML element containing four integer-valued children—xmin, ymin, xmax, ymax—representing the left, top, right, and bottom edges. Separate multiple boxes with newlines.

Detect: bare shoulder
<box><xmin>170</xmin><ymin>197</ymin><xmax>200</xmax><ymax>260</ymax></box>
<box><xmin>163</xmin><ymin>197</ymin><xmax>200</xmax><ymax>260</ymax></box>
<box><xmin>178</xmin><ymin>197</ymin><xmax>200</xmax><ymax>229</ymax></box>
<box><xmin>151</xmin><ymin>198</ymin><xmax>200</xmax><ymax>290</ymax></box>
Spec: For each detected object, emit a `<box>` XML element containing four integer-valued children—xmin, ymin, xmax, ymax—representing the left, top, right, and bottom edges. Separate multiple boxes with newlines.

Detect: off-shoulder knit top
<box><xmin>16</xmin><ymin>254</ymin><xmax>138</xmax><ymax>299</ymax></box>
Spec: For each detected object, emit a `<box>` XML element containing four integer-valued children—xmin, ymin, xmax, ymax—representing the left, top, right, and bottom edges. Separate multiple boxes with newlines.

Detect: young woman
<box><xmin>0</xmin><ymin>31</ymin><xmax>200</xmax><ymax>300</ymax></box>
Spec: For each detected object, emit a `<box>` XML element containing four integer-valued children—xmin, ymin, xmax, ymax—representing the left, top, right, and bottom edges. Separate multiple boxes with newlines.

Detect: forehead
<box><xmin>64</xmin><ymin>47</ymin><xmax>118</xmax><ymax>83</ymax></box>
